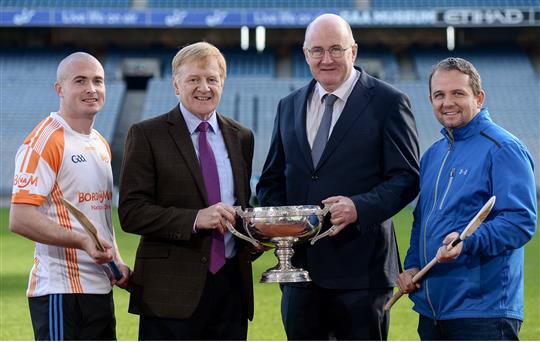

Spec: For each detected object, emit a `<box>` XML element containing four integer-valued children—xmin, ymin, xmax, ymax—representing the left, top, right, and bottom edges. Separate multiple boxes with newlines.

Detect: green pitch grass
<box><xmin>1</xmin><ymin>207</ymin><xmax>538</xmax><ymax>340</ymax></box>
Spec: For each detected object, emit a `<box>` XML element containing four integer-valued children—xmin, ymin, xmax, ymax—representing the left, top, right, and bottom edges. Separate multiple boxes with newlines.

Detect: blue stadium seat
<box><xmin>223</xmin><ymin>49</ymin><xmax>275</xmax><ymax>77</ymax></box>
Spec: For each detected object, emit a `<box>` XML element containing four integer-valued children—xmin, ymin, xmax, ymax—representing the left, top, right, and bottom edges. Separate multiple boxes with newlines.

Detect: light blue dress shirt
<box><xmin>179</xmin><ymin>103</ymin><xmax>236</xmax><ymax>259</ymax></box>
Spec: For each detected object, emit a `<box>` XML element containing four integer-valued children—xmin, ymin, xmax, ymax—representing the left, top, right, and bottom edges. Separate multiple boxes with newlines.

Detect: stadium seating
<box><xmin>224</xmin><ymin>50</ymin><xmax>275</xmax><ymax>77</ymax></box>
<box><xmin>1</xmin><ymin>45</ymin><xmax>538</xmax><ymax>195</ymax></box>
<box><xmin>103</xmin><ymin>47</ymin><xmax>177</xmax><ymax>80</ymax></box>
<box><xmin>412</xmin><ymin>46</ymin><xmax>538</xmax><ymax>82</ymax></box>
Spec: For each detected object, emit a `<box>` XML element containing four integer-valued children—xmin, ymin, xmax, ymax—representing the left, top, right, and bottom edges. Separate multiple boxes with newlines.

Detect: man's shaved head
<box><xmin>56</xmin><ymin>52</ymin><xmax>103</xmax><ymax>83</ymax></box>
<box><xmin>304</xmin><ymin>13</ymin><xmax>354</xmax><ymax>49</ymax></box>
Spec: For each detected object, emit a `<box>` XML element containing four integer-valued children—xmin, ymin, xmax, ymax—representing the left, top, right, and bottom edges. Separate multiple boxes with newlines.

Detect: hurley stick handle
<box><xmin>411</xmin><ymin>257</ymin><xmax>439</xmax><ymax>283</ymax></box>
<box><xmin>384</xmin><ymin>257</ymin><xmax>439</xmax><ymax>311</ymax></box>
<box><xmin>384</xmin><ymin>289</ymin><xmax>404</xmax><ymax>311</ymax></box>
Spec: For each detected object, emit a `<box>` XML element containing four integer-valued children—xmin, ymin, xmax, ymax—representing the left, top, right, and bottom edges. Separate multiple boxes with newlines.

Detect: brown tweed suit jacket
<box><xmin>118</xmin><ymin>105</ymin><xmax>255</xmax><ymax>320</ymax></box>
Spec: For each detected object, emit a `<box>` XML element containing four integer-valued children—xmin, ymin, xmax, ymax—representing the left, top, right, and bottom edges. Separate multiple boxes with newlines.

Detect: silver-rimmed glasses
<box><xmin>306</xmin><ymin>45</ymin><xmax>353</xmax><ymax>59</ymax></box>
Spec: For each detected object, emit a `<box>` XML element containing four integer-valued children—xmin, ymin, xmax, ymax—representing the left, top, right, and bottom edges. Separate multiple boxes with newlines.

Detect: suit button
<box><xmin>311</xmin><ymin>174</ymin><xmax>319</xmax><ymax>180</ymax></box>
<box><xmin>201</xmin><ymin>257</ymin><xmax>208</xmax><ymax>264</ymax></box>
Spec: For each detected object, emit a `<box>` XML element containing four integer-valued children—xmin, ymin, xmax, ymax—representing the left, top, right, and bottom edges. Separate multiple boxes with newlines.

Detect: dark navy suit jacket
<box><xmin>257</xmin><ymin>68</ymin><xmax>420</xmax><ymax>289</ymax></box>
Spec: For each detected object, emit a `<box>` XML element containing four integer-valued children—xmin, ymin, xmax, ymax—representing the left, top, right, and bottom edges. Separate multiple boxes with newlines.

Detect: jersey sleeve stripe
<box><xmin>11</xmin><ymin>191</ymin><xmax>46</xmax><ymax>205</ymax></box>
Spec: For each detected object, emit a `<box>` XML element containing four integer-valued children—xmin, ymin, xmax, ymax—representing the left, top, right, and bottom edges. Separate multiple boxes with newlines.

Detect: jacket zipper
<box><xmin>438</xmin><ymin>168</ymin><xmax>455</xmax><ymax>210</ymax></box>
<box><xmin>422</xmin><ymin>138</ymin><xmax>453</xmax><ymax>320</ymax></box>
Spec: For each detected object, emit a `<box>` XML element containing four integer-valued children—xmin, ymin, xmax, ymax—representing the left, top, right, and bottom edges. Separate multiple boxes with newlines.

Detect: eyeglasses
<box><xmin>306</xmin><ymin>45</ymin><xmax>352</xmax><ymax>59</ymax></box>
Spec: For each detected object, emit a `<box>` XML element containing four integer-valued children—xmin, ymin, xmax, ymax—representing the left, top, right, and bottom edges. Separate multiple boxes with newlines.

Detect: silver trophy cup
<box><xmin>226</xmin><ymin>205</ymin><xmax>336</xmax><ymax>283</ymax></box>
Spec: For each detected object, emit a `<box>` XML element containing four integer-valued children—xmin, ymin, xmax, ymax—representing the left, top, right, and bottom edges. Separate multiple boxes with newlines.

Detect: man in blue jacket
<box><xmin>397</xmin><ymin>57</ymin><xmax>537</xmax><ymax>340</ymax></box>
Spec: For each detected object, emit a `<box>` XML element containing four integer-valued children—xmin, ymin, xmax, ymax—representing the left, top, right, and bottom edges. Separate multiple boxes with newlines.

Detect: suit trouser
<box><xmin>281</xmin><ymin>283</ymin><xmax>392</xmax><ymax>340</ymax></box>
<box><xmin>138</xmin><ymin>256</ymin><xmax>247</xmax><ymax>341</ymax></box>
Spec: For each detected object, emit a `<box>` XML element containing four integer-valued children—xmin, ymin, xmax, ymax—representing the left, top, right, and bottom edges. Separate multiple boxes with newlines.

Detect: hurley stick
<box><xmin>60</xmin><ymin>197</ymin><xmax>123</xmax><ymax>281</ymax></box>
<box><xmin>384</xmin><ymin>196</ymin><xmax>496</xmax><ymax>311</ymax></box>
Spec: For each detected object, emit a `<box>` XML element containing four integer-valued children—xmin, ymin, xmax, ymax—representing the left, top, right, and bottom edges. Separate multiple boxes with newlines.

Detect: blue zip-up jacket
<box><xmin>404</xmin><ymin>108</ymin><xmax>537</xmax><ymax>321</ymax></box>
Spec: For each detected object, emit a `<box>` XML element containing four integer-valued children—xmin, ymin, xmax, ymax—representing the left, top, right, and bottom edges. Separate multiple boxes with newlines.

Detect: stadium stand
<box><xmin>103</xmin><ymin>47</ymin><xmax>177</xmax><ymax>80</ymax></box>
<box><xmin>2</xmin><ymin>45</ymin><xmax>539</xmax><ymax>195</ymax></box>
<box><xmin>1</xmin><ymin>1</ymin><xmax>539</xmax><ymax>197</ymax></box>
<box><xmin>224</xmin><ymin>50</ymin><xmax>275</xmax><ymax>77</ymax></box>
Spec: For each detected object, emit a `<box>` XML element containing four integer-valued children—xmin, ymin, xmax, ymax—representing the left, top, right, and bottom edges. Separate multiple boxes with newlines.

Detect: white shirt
<box><xmin>306</xmin><ymin>69</ymin><xmax>361</xmax><ymax>147</ymax></box>
<box><xmin>12</xmin><ymin>112</ymin><xmax>114</xmax><ymax>296</ymax></box>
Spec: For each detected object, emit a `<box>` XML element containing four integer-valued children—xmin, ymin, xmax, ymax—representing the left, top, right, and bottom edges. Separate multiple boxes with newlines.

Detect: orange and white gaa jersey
<box><xmin>12</xmin><ymin>112</ymin><xmax>115</xmax><ymax>297</ymax></box>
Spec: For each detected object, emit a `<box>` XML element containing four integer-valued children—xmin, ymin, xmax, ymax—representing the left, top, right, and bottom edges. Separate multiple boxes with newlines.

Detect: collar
<box><xmin>314</xmin><ymin>69</ymin><xmax>360</xmax><ymax>103</ymax></box>
<box><xmin>179</xmin><ymin>102</ymin><xmax>219</xmax><ymax>134</ymax></box>
<box><xmin>441</xmin><ymin>107</ymin><xmax>492</xmax><ymax>142</ymax></box>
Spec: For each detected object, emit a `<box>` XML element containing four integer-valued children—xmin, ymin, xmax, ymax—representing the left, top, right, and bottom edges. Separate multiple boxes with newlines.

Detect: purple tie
<box><xmin>197</xmin><ymin>121</ymin><xmax>225</xmax><ymax>274</ymax></box>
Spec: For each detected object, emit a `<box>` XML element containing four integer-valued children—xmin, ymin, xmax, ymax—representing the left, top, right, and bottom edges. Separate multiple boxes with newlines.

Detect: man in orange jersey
<box><xmin>10</xmin><ymin>52</ymin><xmax>130</xmax><ymax>340</ymax></box>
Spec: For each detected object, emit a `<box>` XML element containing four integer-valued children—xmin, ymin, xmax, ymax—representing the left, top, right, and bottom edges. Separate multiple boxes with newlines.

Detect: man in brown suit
<box><xmin>119</xmin><ymin>42</ymin><xmax>256</xmax><ymax>340</ymax></box>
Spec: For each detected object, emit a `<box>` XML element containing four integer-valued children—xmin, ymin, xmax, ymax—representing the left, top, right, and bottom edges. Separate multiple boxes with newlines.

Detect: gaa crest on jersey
<box><xmin>71</xmin><ymin>154</ymin><xmax>87</xmax><ymax>163</ymax></box>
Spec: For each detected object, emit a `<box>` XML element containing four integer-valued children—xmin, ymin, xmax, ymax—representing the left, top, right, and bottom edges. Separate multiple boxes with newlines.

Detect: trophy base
<box><xmin>258</xmin><ymin>236</ymin><xmax>313</xmax><ymax>283</ymax></box>
<box><xmin>260</xmin><ymin>268</ymin><xmax>311</xmax><ymax>283</ymax></box>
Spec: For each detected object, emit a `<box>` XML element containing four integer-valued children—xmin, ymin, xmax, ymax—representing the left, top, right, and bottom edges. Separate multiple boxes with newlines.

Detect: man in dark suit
<box><xmin>256</xmin><ymin>14</ymin><xmax>420</xmax><ymax>340</ymax></box>
<box><xmin>119</xmin><ymin>42</ymin><xmax>256</xmax><ymax>340</ymax></box>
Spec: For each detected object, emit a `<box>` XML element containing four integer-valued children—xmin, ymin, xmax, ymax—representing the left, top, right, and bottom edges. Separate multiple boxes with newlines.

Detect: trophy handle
<box><xmin>226</xmin><ymin>207</ymin><xmax>260</xmax><ymax>247</ymax></box>
<box><xmin>309</xmin><ymin>225</ymin><xmax>337</xmax><ymax>245</ymax></box>
<box><xmin>309</xmin><ymin>204</ymin><xmax>336</xmax><ymax>245</ymax></box>
<box><xmin>320</xmin><ymin>204</ymin><xmax>332</xmax><ymax>216</ymax></box>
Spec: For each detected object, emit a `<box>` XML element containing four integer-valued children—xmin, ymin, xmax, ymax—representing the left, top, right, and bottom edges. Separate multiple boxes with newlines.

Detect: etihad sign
<box><xmin>14</xmin><ymin>173</ymin><xmax>39</xmax><ymax>188</ymax></box>
<box><xmin>444</xmin><ymin>9</ymin><xmax>524</xmax><ymax>26</ymax></box>
<box><xmin>78</xmin><ymin>191</ymin><xmax>112</xmax><ymax>203</ymax></box>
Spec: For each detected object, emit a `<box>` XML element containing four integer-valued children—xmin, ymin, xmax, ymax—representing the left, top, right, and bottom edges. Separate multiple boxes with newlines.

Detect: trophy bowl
<box><xmin>226</xmin><ymin>205</ymin><xmax>334</xmax><ymax>283</ymax></box>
